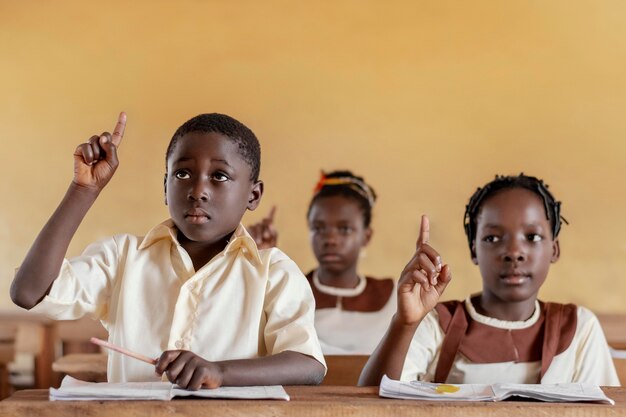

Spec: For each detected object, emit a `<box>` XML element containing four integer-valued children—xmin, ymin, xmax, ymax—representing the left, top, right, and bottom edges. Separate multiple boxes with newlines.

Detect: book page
<box><xmin>172</xmin><ymin>385</ymin><xmax>290</xmax><ymax>400</ymax></box>
<box><xmin>50</xmin><ymin>376</ymin><xmax>290</xmax><ymax>401</ymax></box>
<box><xmin>380</xmin><ymin>375</ymin><xmax>495</xmax><ymax>401</ymax></box>
<box><xmin>492</xmin><ymin>383</ymin><xmax>614</xmax><ymax>405</ymax></box>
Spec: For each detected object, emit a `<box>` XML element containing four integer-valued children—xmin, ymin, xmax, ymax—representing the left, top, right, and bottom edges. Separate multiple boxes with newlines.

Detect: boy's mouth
<box><xmin>184</xmin><ymin>208</ymin><xmax>210</xmax><ymax>224</ymax></box>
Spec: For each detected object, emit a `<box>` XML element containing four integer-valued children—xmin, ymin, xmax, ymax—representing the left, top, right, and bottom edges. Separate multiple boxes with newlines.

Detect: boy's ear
<box><xmin>247</xmin><ymin>180</ymin><xmax>264</xmax><ymax>211</ymax></box>
<box><xmin>163</xmin><ymin>173</ymin><xmax>168</xmax><ymax>205</ymax></box>
<box><xmin>471</xmin><ymin>240</ymin><xmax>478</xmax><ymax>265</ymax></box>
<box><xmin>551</xmin><ymin>239</ymin><xmax>560</xmax><ymax>263</ymax></box>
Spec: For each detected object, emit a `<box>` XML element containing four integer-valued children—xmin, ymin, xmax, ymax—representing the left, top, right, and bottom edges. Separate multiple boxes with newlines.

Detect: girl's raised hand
<box><xmin>73</xmin><ymin>112</ymin><xmax>127</xmax><ymax>191</ymax></box>
<box><xmin>248</xmin><ymin>206</ymin><xmax>278</xmax><ymax>249</ymax></box>
<box><xmin>396</xmin><ymin>215</ymin><xmax>452</xmax><ymax>325</ymax></box>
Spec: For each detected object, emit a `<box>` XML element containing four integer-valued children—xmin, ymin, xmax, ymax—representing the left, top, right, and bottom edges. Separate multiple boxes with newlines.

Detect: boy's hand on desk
<box><xmin>73</xmin><ymin>112</ymin><xmax>127</xmax><ymax>191</ymax></box>
<box><xmin>155</xmin><ymin>350</ymin><xmax>223</xmax><ymax>390</ymax></box>
<box><xmin>248</xmin><ymin>206</ymin><xmax>278</xmax><ymax>249</ymax></box>
<box><xmin>397</xmin><ymin>215</ymin><xmax>452</xmax><ymax>326</ymax></box>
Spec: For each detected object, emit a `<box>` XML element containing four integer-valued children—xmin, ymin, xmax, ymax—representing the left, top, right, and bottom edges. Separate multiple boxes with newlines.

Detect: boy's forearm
<box><xmin>358</xmin><ymin>314</ymin><xmax>420</xmax><ymax>386</ymax></box>
<box><xmin>11</xmin><ymin>183</ymin><xmax>100</xmax><ymax>309</ymax></box>
<box><xmin>217</xmin><ymin>351</ymin><xmax>325</xmax><ymax>386</ymax></box>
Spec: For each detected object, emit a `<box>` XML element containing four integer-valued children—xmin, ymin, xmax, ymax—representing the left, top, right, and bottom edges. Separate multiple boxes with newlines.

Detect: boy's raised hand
<box><xmin>73</xmin><ymin>112</ymin><xmax>127</xmax><ymax>191</ymax></box>
<box><xmin>396</xmin><ymin>215</ymin><xmax>452</xmax><ymax>325</ymax></box>
<box><xmin>247</xmin><ymin>206</ymin><xmax>278</xmax><ymax>249</ymax></box>
<box><xmin>156</xmin><ymin>350</ymin><xmax>223</xmax><ymax>390</ymax></box>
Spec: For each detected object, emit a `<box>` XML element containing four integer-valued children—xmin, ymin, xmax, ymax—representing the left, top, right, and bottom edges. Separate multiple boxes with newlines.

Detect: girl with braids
<box><xmin>359</xmin><ymin>174</ymin><xmax>619</xmax><ymax>386</ymax></box>
<box><xmin>249</xmin><ymin>171</ymin><xmax>396</xmax><ymax>354</ymax></box>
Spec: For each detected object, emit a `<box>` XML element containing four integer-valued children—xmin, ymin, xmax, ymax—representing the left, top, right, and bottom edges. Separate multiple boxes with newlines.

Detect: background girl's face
<box><xmin>473</xmin><ymin>188</ymin><xmax>560</xmax><ymax>304</ymax></box>
<box><xmin>308</xmin><ymin>196</ymin><xmax>372</xmax><ymax>274</ymax></box>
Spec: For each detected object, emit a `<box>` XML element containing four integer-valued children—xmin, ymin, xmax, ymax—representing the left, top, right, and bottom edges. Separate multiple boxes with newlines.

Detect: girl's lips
<box><xmin>500</xmin><ymin>273</ymin><xmax>530</xmax><ymax>285</ymax></box>
<box><xmin>319</xmin><ymin>254</ymin><xmax>342</xmax><ymax>262</ymax></box>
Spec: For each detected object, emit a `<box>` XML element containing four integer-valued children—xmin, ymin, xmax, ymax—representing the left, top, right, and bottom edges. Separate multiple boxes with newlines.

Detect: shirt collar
<box><xmin>139</xmin><ymin>220</ymin><xmax>263</xmax><ymax>266</ymax></box>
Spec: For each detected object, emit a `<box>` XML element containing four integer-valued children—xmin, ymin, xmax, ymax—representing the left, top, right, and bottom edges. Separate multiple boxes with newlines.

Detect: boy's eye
<box><xmin>483</xmin><ymin>235</ymin><xmax>500</xmax><ymax>243</ymax></box>
<box><xmin>527</xmin><ymin>234</ymin><xmax>543</xmax><ymax>242</ymax></box>
<box><xmin>212</xmin><ymin>172</ymin><xmax>230</xmax><ymax>182</ymax></box>
<box><xmin>174</xmin><ymin>170</ymin><xmax>190</xmax><ymax>180</ymax></box>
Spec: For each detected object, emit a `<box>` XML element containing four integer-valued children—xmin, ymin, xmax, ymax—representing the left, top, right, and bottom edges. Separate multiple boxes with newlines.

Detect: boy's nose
<box><xmin>188</xmin><ymin>180</ymin><xmax>209</xmax><ymax>202</ymax></box>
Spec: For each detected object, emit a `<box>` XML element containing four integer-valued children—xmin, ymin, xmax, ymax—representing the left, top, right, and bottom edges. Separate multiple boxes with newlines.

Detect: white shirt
<box><xmin>401</xmin><ymin>297</ymin><xmax>619</xmax><ymax>385</ymax></box>
<box><xmin>33</xmin><ymin>220</ymin><xmax>326</xmax><ymax>382</ymax></box>
<box><xmin>312</xmin><ymin>273</ymin><xmax>396</xmax><ymax>355</ymax></box>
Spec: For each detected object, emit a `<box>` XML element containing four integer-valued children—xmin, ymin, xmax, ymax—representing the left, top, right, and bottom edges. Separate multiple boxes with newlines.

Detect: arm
<box><xmin>10</xmin><ymin>113</ymin><xmax>127</xmax><ymax>309</ymax></box>
<box><xmin>247</xmin><ymin>206</ymin><xmax>278</xmax><ymax>249</ymax></box>
<box><xmin>155</xmin><ymin>350</ymin><xmax>325</xmax><ymax>390</ymax></box>
<box><xmin>358</xmin><ymin>215</ymin><xmax>452</xmax><ymax>386</ymax></box>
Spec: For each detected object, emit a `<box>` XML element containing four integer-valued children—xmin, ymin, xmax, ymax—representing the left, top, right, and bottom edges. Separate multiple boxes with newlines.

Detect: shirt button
<box><xmin>175</xmin><ymin>340</ymin><xmax>183</xmax><ymax>349</ymax></box>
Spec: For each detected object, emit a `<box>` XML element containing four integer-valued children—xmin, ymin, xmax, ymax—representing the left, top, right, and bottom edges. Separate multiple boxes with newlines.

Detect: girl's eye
<box><xmin>528</xmin><ymin>234</ymin><xmax>543</xmax><ymax>242</ymax></box>
<box><xmin>338</xmin><ymin>226</ymin><xmax>353</xmax><ymax>235</ymax></box>
<box><xmin>483</xmin><ymin>235</ymin><xmax>500</xmax><ymax>243</ymax></box>
<box><xmin>174</xmin><ymin>170</ymin><xmax>190</xmax><ymax>180</ymax></box>
<box><xmin>212</xmin><ymin>173</ymin><xmax>229</xmax><ymax>182</ymax></box>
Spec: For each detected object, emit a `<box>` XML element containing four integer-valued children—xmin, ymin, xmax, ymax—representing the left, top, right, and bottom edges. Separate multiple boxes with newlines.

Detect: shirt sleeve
<box><xmin>400</xmin><ymin>309</ymin><xmax>444</xmax><ymax>381</ymax></box>
<box><xmin>571</xmin><ymin>307</ymin><xmax>620</xmax><ymax>386</ymax></box>
<box><xmin>30</xmin><ymin>236</ymin><xmax>120</xmax><ymax>321</ymax></box>
<box><xmin>262</xmin><ymin>249</ymin><xmax>326</xmax><ymax>370</ymax></box>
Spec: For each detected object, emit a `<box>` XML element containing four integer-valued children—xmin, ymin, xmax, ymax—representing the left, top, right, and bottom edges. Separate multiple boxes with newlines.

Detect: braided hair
<box><xmin>463</xmin><ymin>173</ymin><xmax>567</xmax><ymax>256</ymax></box>
<box><xmin>307</xmin><ymin>170</ymin><xmax>377</xmax><ymax>227</ymax></box>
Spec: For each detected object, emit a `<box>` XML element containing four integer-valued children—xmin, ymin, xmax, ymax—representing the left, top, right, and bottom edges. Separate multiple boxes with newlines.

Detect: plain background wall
<box><xmin>1</xmin><ymin>0</ymin><xmax>625</xmax><ymax>312</ymax></box>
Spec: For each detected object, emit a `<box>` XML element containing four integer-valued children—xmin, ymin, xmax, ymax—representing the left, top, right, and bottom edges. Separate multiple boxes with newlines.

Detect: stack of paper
<box><xmin>50</xmin><ymin>376</ymin><xmax>290</xmax><ymax>401</ymax></box>
<box><xmin>379</xmin><ymin>375</ymin><xmax>614</xmax><ymax>405</ymax></box>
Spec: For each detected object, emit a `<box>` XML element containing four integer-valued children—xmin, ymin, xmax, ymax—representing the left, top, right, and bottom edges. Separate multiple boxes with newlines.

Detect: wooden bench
<box><xmin>322</xmin><ymin>355</ymin><xmax>368</xmax><ymax>386</ymax></box>
<box><xmin>0</xmin><ymin>325</ymin><xmax>18</xmax><ymax>399</ymax></box>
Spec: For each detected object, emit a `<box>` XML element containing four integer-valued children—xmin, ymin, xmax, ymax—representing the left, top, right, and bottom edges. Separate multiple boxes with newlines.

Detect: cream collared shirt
<box><xmin>33</xmin><ymin>220</ymin><xmax>326</xmax><ymax>382</ymax></box>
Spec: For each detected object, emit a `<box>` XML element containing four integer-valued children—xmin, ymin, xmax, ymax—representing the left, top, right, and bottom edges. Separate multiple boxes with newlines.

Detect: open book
<box><xmin>50</xmin><ymin>376</ymin><xmax>289</xmax><ymax>401</ymax></box>
<box><xmin>380</xmin><ymin>375</ymin><xmax>614</xmax><ymax>405</ymax></box>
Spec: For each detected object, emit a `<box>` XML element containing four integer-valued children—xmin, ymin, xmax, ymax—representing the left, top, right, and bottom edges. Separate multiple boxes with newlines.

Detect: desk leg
<box><xmin>34</xmin><ymin>324</ymin><xmax>57</xmax><ymax>389</ymax></box>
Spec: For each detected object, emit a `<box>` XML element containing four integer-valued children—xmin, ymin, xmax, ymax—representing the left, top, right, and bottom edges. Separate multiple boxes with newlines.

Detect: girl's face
<box><xmin>472</xmin><ymin>188</ymin><xmax>560</xmax><ymax>305</ymax></box>
<box><xmin>308</xmin><ymin>196</ymin><xmax>372</xmax><ymax>275</ymax></box>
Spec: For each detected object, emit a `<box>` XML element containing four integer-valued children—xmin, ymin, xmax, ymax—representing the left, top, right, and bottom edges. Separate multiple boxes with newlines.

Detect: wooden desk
<box><xmin>0</xmin><ymin>309</ymin><xmax>56</xmax><ymax>389</ymax></box>
<box><xmin>52</xmin><ymin>353</ymin><xmax>107</xmax><ymax>383</ymax></box>
<box><xmin>597</xmin><ymin>314</ymin><xmax>626</xmax><ymax>350</ymax></box>
<box><xmin>1</xmin><ymin>386</ymin><xmax>625</xmax><ymax>417</ymax></box>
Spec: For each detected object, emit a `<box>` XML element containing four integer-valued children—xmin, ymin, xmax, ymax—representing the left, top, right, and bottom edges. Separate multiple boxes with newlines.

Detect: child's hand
<box><xmin>247</xmin><ymin>206</ymin><xmax>278</xmax><ymax>249</ymax></box>
<box><xmin>155</xmin><ymin>350</ymin><xmax>223</xmax><ymax>390</ymax></box>
<box><xmin>72</xmin><ymin>112</ymin><xmax>127</xmax><ymax>191</ymax></box>
<box><xmin>396</xmin><ymin>215</ymin><xmax>452</xmax><ymax>326</ymax></box>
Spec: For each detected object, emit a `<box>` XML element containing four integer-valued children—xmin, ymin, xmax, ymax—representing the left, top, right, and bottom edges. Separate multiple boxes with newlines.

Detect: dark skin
<box><xmin>358</xmin><ymin>215</ymin><xmax>452</xmax><ymax>386</ymax></box>
<box><xmin>307</xmin><ymin>196</ymin><xmax>372</xmax><ymax>288</ymax></box>
<box><xmin>250</xmin><ymin>196</ymin><xmax>372</xmax><ymax>289</ymax></box>
<box><xmin>11</xmin><ymin>114</ymin><xmax>325</xmax><ymax>389</ymax></box>
<box><xmin>471</xmin><ymin>188</ymin><xmax>560</xmax><ymax>321</ymax></box>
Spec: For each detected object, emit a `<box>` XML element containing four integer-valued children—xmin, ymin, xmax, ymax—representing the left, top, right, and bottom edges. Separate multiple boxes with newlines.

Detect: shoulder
<box><xmin>434</xmin><ymin>299</ymin><xmax>466</xmax><ymax>332</ymax></box>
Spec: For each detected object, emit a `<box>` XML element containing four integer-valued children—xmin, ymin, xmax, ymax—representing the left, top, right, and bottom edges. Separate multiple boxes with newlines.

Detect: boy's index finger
<box><xmin>111</xmin><ymin>112</ymin><xmax>127</xmax><ymax>147</ymax></box>
<box><xmin>417</xmin><ymin>214</ymin><xmax>430</xmax><ymax>248</ymax></box>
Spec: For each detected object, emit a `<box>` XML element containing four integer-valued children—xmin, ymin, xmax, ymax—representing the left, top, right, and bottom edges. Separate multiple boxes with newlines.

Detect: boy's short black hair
<box><xmin>307</xmin><ymin>170</ymin><xmax>377</xmax><ymax>227</ymax></box>
<box><xmin>166</xmin><ymin>113</ymin><xmax>261</xmax><ymax>182</ymax></box>
<box><xmin>463</xmin><ymin>173</ymin><xmax>567</xmax><ymax>255</ymax></box>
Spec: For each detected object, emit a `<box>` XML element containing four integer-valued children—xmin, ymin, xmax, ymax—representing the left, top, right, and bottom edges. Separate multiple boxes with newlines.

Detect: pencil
<box><xmin>90</xmin><ymin>337</ymin><xmax>157</xmax><ymax>365</ymax></box>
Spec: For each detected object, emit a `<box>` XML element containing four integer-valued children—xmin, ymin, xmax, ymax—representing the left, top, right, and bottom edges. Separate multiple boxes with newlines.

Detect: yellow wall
<box><xmin>1</xmin><ymin>0</ymin><xmax>625</xmax><ymax>311</ymax></box>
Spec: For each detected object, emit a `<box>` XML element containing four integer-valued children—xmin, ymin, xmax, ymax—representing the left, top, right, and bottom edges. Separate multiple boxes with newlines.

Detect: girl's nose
<box><xmin>503</xmin><ymin>239</ymin><xmax>526</xmax><ymax>262</ymax></box>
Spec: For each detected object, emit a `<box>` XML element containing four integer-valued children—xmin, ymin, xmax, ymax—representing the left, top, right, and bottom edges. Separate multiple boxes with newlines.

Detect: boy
<box><xmin>11</xmin><ymin>112</ymin><xmax>326</xmax><ymax>389</ymax></box>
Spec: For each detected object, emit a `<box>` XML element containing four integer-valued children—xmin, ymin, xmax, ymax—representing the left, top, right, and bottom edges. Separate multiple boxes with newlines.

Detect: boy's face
<box><xmin>165</xmin><ymin>132</ymin><xmax>262</xmax><ymax>246</ymax></box>
<box><xmin>308</xmin><ymin>196</ymin><xmax>372</xmax><ymax>275</ymax></box>
<box><xmin>472</xmin><ymin>188</ymin><xmax>560</xmax><ymax>305</ymax></box>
